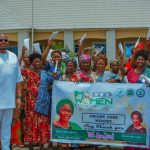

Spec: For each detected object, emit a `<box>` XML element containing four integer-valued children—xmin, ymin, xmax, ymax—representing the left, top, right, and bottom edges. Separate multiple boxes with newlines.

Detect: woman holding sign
<box><xmin>126</xmin><ymin>50</ymin><xmax>150</xmax><ymax>83</ymax></box>
<box><xmin>77</xmin><ymin>54</ymin><xmax>93</xmax><ymax>82</ymax></box>
<box><xmin>60</xmin><ymin>59</ymin><xmax>80</xmax><ymax>82</ymax></box>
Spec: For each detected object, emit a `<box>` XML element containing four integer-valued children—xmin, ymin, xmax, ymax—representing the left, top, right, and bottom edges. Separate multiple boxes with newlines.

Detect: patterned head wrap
<box><xmin>66</xmin><ymin>59</ymin><xmax>77</xmax><ymax>67</ymax></box>
<box><xmin>109</xmin><ymin>59</ymin><xmax>119</xmax><ymax>66</ymax></box>
<box><xmin>56</xmin><ymin>99</ymin><xmax>74</xmax><ymax>114</ymax></box>
<box><xmin>79</xmin><ymin>54</ymin><xmax>91</xmax><ymax>63</ymax></box>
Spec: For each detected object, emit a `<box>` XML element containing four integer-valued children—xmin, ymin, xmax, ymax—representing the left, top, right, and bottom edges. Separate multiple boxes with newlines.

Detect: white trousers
<box><xmin>0</xmin><ymin>109</ymin><xmax>13</xmax><ymax>150</ymax></box>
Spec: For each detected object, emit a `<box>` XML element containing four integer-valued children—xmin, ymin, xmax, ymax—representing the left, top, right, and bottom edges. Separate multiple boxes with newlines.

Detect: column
<box><xmin>64</xmin><ymin>31</ymin><xmax>74</xmax><ymax>51</ymax></box>
<box><xmin>106</xmin><ymin>30</ymin><xmax>116</xmax><ymax>61</ymax></box>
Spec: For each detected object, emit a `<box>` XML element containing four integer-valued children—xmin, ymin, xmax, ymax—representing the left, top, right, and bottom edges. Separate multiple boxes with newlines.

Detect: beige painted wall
<box><xmin>7</xmin><ymin>33</ymin><xmax>18</xmax><ymax>41</ymax></box>
<box><xmin>6</xmin><ymin>29</ymin><xmax>148</xmax><ymax>58</ymax></box>
<box><xmin>34</xmin><ymin>32</ymin><xmax>64</xmax><ymax>41</ymax></box>
<box><xmin>116</xmin><ymin>29</ymin><xmax>148</xmax><ymax>39</ymax></box>
<box><xmin>7</xmin><ymin>29</ymin><xmax>148</xmax><ymax>43</ymax></box>
<box><xmin>74</xmin><ymin>30</ymin><xmax>106</xmax><ymax>40</ymax></box>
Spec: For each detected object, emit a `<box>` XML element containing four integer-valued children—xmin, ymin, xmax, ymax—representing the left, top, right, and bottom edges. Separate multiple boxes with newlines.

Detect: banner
<box><xmin>51</xmin><ymin>81</ymin><xmax>150</xmax><ymax>148</ymax></box>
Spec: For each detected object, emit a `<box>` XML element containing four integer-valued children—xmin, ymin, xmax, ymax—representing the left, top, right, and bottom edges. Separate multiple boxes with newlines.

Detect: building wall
<box><xmin>3</xmin><ymin>29</ymin><xmax>148</xmax><ymax>60</ymax></box>
<box><xmin>1</xmin><ymin>0</ymin><xmax>150</xmax><ymax>59</ymax></box>
<box><xmin>1</xmin><ymin>0</ymin><xmax>150</xmax><ymax>30</ymax></box>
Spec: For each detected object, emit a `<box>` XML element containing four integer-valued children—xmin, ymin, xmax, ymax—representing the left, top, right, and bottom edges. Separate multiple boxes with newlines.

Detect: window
<box><xmin>7</xmin><ymin>46</ymin><xmax>18</xmax><ymax>56</ymax></box>
<box><xmin>93</xmin><ymin>42</ymin><xmax>106</xmax><ymax>54</ymax></box>
<box><xmin>74</xmin><ymin>43</ymin><xmax>79</xmax><ymax>53</ymax></box>
<box><xmin>125</xmin><ymin>42</ymin><xmax>134</xmax><ymax>58</ymax></box>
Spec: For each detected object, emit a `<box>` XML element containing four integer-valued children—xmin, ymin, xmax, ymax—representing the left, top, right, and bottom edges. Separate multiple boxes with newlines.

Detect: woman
<box><xmin>34</xmin><ymin>50</ymin><xmax>63</xmax><ymax>116</ymax></box>
<box><xmin>53</xmin><ymin>99</ymin><xmax>81</xmax><ymax>130</ymax></box>
<box><xmin>19</xmin><ymin>46</ymin><xmax>30</xmax><ymax>69</ymax></box>
<box><xmin>77</xmin><ymin>54</ymin><xmax>93</xmax><ymax>82</ymax></box>
<box><xmin>92</xmin><ymin>56</ymin><xmax>108</xmax><ymax>82</ymax></box>
<box><xmin>60</xmin><ymin>58</ymin><xmax>98</xmax><ymax>149</ymax></box>
<box><xmin>59</xmin><ymin>60</ymin><xmax>82</xmax><ymax>149</ymax></box>
<box><xmin>122</xmin><ymin>42</ymin><xmax>146</xmax><ymax>75</ymax></box>
<box><xmin>124</xmin><ymin>111</ymin><xmax>146</xmax><ymax>150</ymax></box>
<box><xmin>44</xmin><ymin>50</ymin><xmax>62</xmax><ymax>74</ymax></box>
<box><xmin>126</xmin><ymin>111</ymin><xmax>146</xmax><ymax>134</ymax></box>
<box><xmin>22</xmin><ymin>53</ymin><xmax>50</xmax><ymax>150</ymax></box>
<box><xmin>42</xmin><ymin>39</ymin><xmax>65</xmax><ymax>76</ymax></box>
<box><xmin>121</xmin><ymin>51</ymin><xmax>149</xmax><ymax>150</ymax></box>
<box><xmin>34</xmin><ymin>49</ymin><xmax>63</xmax><ymax>149</ymax></box>
<box><xmin>92</xmin><ymin>56</ymin><xmax>113</xmax><ymax>150</ymax></box>
<box><xmin>126</xmin><ymin>50</ymin><xmax>150</xmax><ymax>83</ymax></box>
<box><xmin>60</xmin><ymin>59</ymin><xmax>80</xmax><ymax>82</ymax></box>
<box><xmin>107</xmin><ymin>59</ymin><xmax>125</xmax><ymax>83</ymax></box>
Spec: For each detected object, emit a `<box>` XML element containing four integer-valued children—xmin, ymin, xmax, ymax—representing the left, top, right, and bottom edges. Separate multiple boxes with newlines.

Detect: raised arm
<box><xmin>77</xmin><ymin>40</ymin><xmax>84</xmax><ymax>57</ymax></box>
<box><xmin>119</xmin><ymin>51</ymin><xmax>127</xmax><ymax>76</ymax></box>
<box><xmin>42</xmin><ymin>39</ymin><xmax>53</xmax><ymax>65</ymax></box>
<box><xmin>18</xmin><ymin>46</ymin><xmax>27</xmax><ymax>66</ymax></box>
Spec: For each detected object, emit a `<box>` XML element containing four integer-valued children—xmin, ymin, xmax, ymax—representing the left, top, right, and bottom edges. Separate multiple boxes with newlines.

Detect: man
<box><xmin>0</xmin><ymin>34</ymin><xmax>22</xmax><ymax>150</ymax></box>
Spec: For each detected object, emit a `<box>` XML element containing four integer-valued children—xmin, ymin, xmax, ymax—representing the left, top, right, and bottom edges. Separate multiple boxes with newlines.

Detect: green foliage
<box><xmin>51</xmin><ymin>41</ymin><xmax>64</xmax><ymax>50</ymax></box>
<box><xmin>51</xmin><ymin>42</ymin><xmax>77</xmax><ymax>58</ymax></box>
<box><xmin>64</xmin><ymin>44</ymin><xmax>77</xmax><ymax>58</ymax></box>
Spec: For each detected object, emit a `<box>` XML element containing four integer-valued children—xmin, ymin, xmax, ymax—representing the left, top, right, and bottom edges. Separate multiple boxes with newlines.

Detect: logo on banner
<box><xmin>116</xmin><ymin>88</ymin><xmax>125</xmax><ymax>97</ymax></box>
<box><xmin>136</xmin><ymin>89</ymin><xmax>145</xmax><ymax>97</ymax></box>
<box><xmin>126</xmin><ymin>88</ymin><xmax>135</xmax><ymax>96</ymax></box>
<box><xmin>74</xmin><ymin>91</ymin><xmax>113</xmax><ymax>110</ymax></box>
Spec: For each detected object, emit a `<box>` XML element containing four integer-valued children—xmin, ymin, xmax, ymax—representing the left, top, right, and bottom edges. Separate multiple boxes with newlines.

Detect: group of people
<box><xmin>0</xmin><ymin>33</ymin><xmax>150</xmax><ymax>150</ymax></box>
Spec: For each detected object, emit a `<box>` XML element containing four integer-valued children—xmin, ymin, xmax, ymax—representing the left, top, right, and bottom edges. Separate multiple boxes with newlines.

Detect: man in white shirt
<box><xmin>0</xmin><ymin>34</ymin><xmax>23</xmax><ymax>150</ymax></box>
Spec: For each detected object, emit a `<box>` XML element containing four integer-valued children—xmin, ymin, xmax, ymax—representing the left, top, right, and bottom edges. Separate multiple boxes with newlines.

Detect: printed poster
<box><xmin>51</xmin><ymin>81</ymin><xmax>150</xmax><ymax>148</ymax></box>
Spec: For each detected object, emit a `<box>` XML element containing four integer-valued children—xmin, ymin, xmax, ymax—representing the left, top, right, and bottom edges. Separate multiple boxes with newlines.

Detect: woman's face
<box><xmin>52</xmin><ymin>52</ymin><xmax>62</xmax><ymax>63</ymax></box>
<box><xmin>31</xmin><ymin>58</ymin><xmax>42</xmax><ymax>70</ymax></box>
<box><xmin>110</xmin><ymin>62</ymin><xmax>119</xmax><ymax>73</ymax></box>
<box><xmin>80</xmin><ymin>60</ymin><xmax>91</xmax><ymax>71</ymax></box>
<box><xmin>23</xmin><ymin>54</ymin><xmax>30</xmax><ymax>66</ymax></box>
<box><xmin>132</xmin><ymin>114</ymin><xmax>141</xmax><ymax>126</ymax></box>
<box><xmin>66</xmin><ymin>61</ymin><xmax>76</xmax><ymax>74</ymax></box>
<box><xmin>135</xmin><ymin>56</ymin><xmax>146</xmax><ymax>68</ymax></box>
<box><xmin>59</xmin><ymin>104</ymin><xmax>72</xmax><ymax>122</ymax></box>
<box><xmin>96</xmin><ymin>59</ymin><xmax>106</xmax><ymax>72</ymax></box>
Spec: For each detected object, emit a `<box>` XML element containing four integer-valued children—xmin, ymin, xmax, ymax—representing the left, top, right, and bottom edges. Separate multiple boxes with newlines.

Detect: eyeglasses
<box><xmin>0</xmin><ymin>39</ymin><xmax>8</xmax><ymax>42</ymax></box>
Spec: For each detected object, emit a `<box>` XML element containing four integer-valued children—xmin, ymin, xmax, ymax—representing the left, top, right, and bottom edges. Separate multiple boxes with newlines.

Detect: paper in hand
<box><xmin>49</xmin><ymin>31</ymin><xmax>59</xmax><ymax>40</ymax></box>
<box><xmin>47</xmin><ymin>49</ymin><xmax>54</xmax><ymax>61</ymax></box>
<box><xmin>24</xmin><ymin>38</ymin><xmax>29</xmax><ymax>50</ymax></box>
<box><xmin>140</xmin><ymin>75</ymin><xmax>150</xmax><ymax>84</ymax></box>
<box><xmin>95</xmin><ymin>47</ymin><xmax>104</xmax><ymax>56</ymax></box>
<box><xmin>118</xmin><ymin>42</ymin><xmax>124</xmax><ymax>54</ymax></box>
<box><xmin>79</xmin><ymin>33</ymin><xmax>86</xmax><ymax>45</ymax></box>
<box><xmin>146</xmin><ymin>28</ymin><xmax>150</xmax><ymax>40</ymax></box>
<box><xmin>54</xmin><ymin>60</ymin><xmax>58</xmax><ymax>73</ymax></box>
<box><xmin>74</xmin><ymin>57</ymin><xmax>79</xmax><ymax>69</ymax></box>
<box><xmin>134</xmin><ymin>36</ymin><xmax>140</xmax><ymax>48</ymax></box>
<box><xmin>33</xmin><ymin>43</ymin><xmax>41</xmax><ymax>54</ymax></box>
